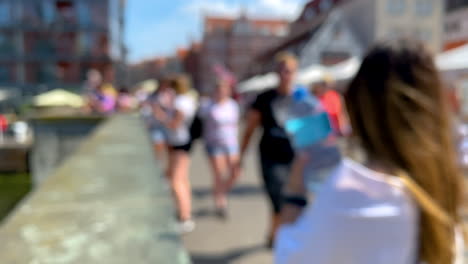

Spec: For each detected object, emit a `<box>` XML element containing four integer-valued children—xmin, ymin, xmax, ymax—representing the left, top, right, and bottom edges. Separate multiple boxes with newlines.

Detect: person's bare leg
<box><xmin>224</xmin><ymin>154</ymin><xmax>241</xmax><ymax>192</ymax></box>
<box><xmin>208</xmin><ymin>154</ymin><xmax>228</xmax><ymax>209</ymax></box>
<box><xmin>267</xmin><ymin>213</ymin><xmax>282</xmax><ymax>248</ymax></box>
<box><xmin>168</xmin><ymin>150</ymin><xmax>192</xmax><ymax>221</ymax></box>
<box><xmin>153</xmin><ymin>142</ymin><xmax>167</xmax><ymax>162</ymax></box>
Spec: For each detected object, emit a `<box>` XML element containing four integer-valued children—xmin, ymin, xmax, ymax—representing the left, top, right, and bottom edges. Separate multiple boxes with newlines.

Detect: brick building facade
<box><xmin>248</xmin><ymin>0</ymin><xmax>346</xmax><ymax>77</ymax></box>
<box><xmin>249</xmin><ymin>0</ymin><xmax>444</xmax><ymax>79</ymax></box>
<box><xmin>182</xmin><ymin>43</ymin><xmax>201</xmax><ymax>90</ymax></box>
<box><xmin>444</xmin><ymin>1</ymin><xmax>468</xmax><ymax>50</ymax></box>
<box><xmin>198</xmin><ymin>14</ymin><xmax>289</xmax><ymax>92</ymax></box>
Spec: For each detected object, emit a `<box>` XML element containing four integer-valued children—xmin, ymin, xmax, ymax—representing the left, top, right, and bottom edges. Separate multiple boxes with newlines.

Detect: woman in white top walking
<box><xmin>154</xmin><ymin>74</ymin><xmax>197</xmax><ymax>233</ymax></box>
<box><xmin>199</xmin><ymin>78</ymin><xmax>241</xmax><ymax>217</ymax></box>
<box><xmin>276</xmin><ymin>39</ymin><xmax>465</xmax><ymax>264</ymax></box>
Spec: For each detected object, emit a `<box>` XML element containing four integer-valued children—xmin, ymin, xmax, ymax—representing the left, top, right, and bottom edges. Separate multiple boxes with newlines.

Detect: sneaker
<box><xmin>266</xmin><ymin>236</ymin><xmax>274</xmax><ymax>250</ymax></box>
<box><xmin>176</xmin><ymin>219</ymin><xmax>195</xmax><ymax>234</ymax></box>
<box><xmin>215</xmin><ymin>207</ymin><xmax>228</xmax><ymax>220</ymax></box>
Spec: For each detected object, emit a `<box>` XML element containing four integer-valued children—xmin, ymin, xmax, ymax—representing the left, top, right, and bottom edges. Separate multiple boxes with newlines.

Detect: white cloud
<box><xmin>183</xmin><ymin>0</ymin><xmax>241</xmax><ymax>17</ymax></box>
<box><xmin>183</xmin><ymin>0</ymin><xmax>307</xmax><ymax>19</ymax></box>
<box><xmin>128</xmin><ymin>0</ymin><xmax>308</xmax><ymax>62</ymax></box>
<box><xmin>252</xmin><ymin>0</ymin><xmax>306</xmax><ymax>18</ymax></box>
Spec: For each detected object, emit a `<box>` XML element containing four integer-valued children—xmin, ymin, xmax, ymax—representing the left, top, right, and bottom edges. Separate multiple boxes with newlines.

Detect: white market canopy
<box><xmin>436</xmin><ymin>43</ymin><xmax>468</xmax><ymax>72</ymax></box>
<box><xmin>296</xmin><ymin>65</ymin><xmax>327</xmax><ymax>86</ymax></box>
<box><xmin>238</xmin><ymin>44</ymin><xmax>468</xmax><ymax>94</ymax></box>
<box><xmin>238</xmin><ymin>72</ymin><xmax>279</xmax><ymax>93</ymax></box>
<box><xmin>327</xmin><ymin>57</ymin><xmax>361</xmax><ymax>81</ymax></box>
<box><xmin>238</xmin><ymin>57</ymin><xmax>359</xmax><ymax>93</ymax></box>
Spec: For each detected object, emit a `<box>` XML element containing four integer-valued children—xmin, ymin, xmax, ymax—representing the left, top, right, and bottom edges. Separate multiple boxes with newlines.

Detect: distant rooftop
<box><xmin>204</xmin><ymin>14</ymin><xmax>290</xmax><ymax>36</ymax></box>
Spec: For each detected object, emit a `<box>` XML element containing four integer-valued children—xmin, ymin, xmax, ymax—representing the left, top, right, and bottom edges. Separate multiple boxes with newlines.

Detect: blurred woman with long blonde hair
<box><xmin>275</xmin><ymin>39</ymin><xmax>465</xmax><ymax>264</ymax></box>
<box><xmin>154</xmin><ymin>74</ymin><xmax>197</xmax><ymax>233</ymax></box>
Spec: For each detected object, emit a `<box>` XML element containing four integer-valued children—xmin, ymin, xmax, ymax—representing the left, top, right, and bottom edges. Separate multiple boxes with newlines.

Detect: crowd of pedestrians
<box><xmin>275</xmin><ymin>39</ymin><xmax>465</xmax><ymax>264</ymax></box>
<box><xmin>82</xmin><ymin>68</ymin><xmax>137</xmax><ymax>114</ymax></box>
<box><xmin>140</xmin><ymin>73</ymin><xmax>242</xmax><ymax>232</ymax></box>
<box><xmin>89</xmin><ymin>37</ymin><xmax>466</xmax><ymax>264</ymax></box>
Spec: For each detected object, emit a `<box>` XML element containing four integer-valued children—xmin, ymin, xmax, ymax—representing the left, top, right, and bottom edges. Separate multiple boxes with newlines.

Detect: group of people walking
<box><xmin>272</xmin><ymin>39</ymin><xmax>465</xmax><ymax>264</ymax></box>
<box><xmin>145</xmin><ymin>38</ymin><xmax>465</xmax><ymax>264</ymax></box>
<box><xmin>143</xmin><ymin>74</ymin><xmax>241</xmax><ymax>232</ymax></box>
<box><xmin>83</xmin><ymin>68</ymin><xmax>137</xmax><ymax>114</ymax></box>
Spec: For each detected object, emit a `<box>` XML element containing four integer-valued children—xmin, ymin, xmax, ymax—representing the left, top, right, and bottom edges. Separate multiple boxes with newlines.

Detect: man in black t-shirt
<box><xmin>240</xmin><ymin>52</ymin><xmax>297</xmax><ymax>248</ymax></box>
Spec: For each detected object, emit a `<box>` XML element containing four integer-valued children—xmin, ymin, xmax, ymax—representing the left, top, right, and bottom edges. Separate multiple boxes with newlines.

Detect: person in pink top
<box><xmin>199</xmin><ymin>78</ymin><xmax>241</xmax><ymax>218</ymax></box>
<box><xmin>0</xmin><ymin>114</ymin><xmax>7</xmax><ymax>133</ymax></box>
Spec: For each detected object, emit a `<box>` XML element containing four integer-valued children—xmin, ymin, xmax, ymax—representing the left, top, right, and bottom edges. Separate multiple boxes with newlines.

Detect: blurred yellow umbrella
<box><xmin>33</xmin><ymin>89</ymin><xmax>85</xmax><ymax>108</ymax></box>
<box><xmin>139</xmin><ymin>79</ymin><xmax>158</xmax><ymax>93</ymax></box>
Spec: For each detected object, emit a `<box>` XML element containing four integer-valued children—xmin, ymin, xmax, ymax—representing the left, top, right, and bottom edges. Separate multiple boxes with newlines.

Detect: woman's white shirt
<box><xmin>275</xmin><ymin>158</ymin><xmax>419</xmax><ymax>264</ymax></box>
<box><xmin>167</xmin><ymin>94</ymin><xmax>197</xmax><ymax>146</ymax></box>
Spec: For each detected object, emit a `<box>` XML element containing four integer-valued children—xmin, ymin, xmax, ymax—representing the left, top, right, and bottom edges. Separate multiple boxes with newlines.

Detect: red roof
<box><xmin>191</xmin><ymin>42</ymin><xmax>202</xmax><ymax>51</ymax></box>
<box><xmin>251</xmin><ymin>19</ymin><xmax>289</xmax><ymax>29</ymax></box>
<box><xmin>204</xmin><ymin>15</ymin><xmax>290</xmax><ymax>33</ymax></box>
<box><xmin>177</xmin><ymin>48</ymin><xmax>189</xmax><ymax>59</ymax></box>
<box><xmin>205</xmin><ymin>16</ymin><xmax>236</xmax><ymax>31</ymax></box>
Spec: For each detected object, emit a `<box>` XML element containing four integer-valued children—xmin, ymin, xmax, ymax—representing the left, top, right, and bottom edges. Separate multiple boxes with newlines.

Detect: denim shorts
<box><xmin>151</xmin><ymin>128</ymin><xmax>167</xmax><ymax>144</ymax></box>
<box><xmin>205</xmin><ymin>144</ymin><xmax>239</xmax><ymax>157</ymax></box>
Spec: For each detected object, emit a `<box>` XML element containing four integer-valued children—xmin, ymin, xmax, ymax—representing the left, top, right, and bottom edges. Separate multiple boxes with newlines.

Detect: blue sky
<box><xmin>125</xmin><ymin>0</ymin><xmax>308</xmax><ymax>63</ymax></box>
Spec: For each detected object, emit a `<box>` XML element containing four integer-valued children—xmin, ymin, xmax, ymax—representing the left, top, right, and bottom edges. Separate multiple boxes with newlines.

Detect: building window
<box><xmin>416</xmin><ymin>28</ymin><xmax>432</xmax><ymax>42</ymax></box>
<box><xmin>80</xmin><ymin>33</ymin><xmax>108</xmax><ymax>56</ymax></box>
<box><xmin>387</xmin><ymin>0</ymin><xmax>406</xmax><ymax>14</ymax></box>
<box><xmin>37</xmin><ymin>63</ymin><xmax>56</xmax><ymax>83</ymax></box>
<box><xmin>77</xmin><ymin>1</ymin><xmax>92</xmax><ymax>26</ymax></box>
<box><xmin>23</xmin><ymin>32</ymin><xmax>55</xmax><ymax>56</ymax></box>
<box><xmin>56</xmin><ymin>62</ymin><xmax>78</xmax><ymax>83</ymax></box>
<box><xmin>277</xmin><ymin>26</ymin><xmax>288</xmax><ymax>36</ymax></box>
<box><xmin>234</xmin><ymin>21</ymin><xmax>250</xmax><ymax>35</ymax></box>
<box><xmin>259</xmin><ymin>26</ymin><xmax>271</xmax><ymax>36</ymax></box>
<box><xmin>53</xmin><ymin>33</ymin><xmax>76</xmax><ymax>56</ymax></box>
<box><xmin>37</xmin><ymin>38</ymin><xmax>54</xmax><ymax>56</ymax></box>
<box><xmin>415</xmin><ymin>0</ymin><xmax>433</xmax><ymax>16</ymax></box>
<box><xmin>445</xmin><ymin>21</ymin><xmax>461</xmax><ymax>33</ymax></box>
<box><xmin>80</xmin><ymin>33</ymin><xmax>95</xmax><ymax>55</ymax></box>
<box><xmin>304</xmin><ymin>7</ymin><xmax>316</xmax><ymax>21</ymax></box>
<box><xmin>387</xmin><ymin>27</ymin><xmax>404</xmax><ymax>39</ymax></box>
<box><xmin>55</xmin><ymin>0</ymin><xmax>76</xmax><ymax>25</ymax></box>
<box><xmin>42</xmin><ymin>1</ymin><xmax>56</xmax><ymax>26</ymax></box>
<box><xmin>89</xmin><ymin>1</ymin><xmax>108</xmax><ymax>29</ymax></box>
<box><xmin>0</xmin><ymin>67</ymin><xmax>10</xmax><ymax>82</ymax></box>
<box><xmin>0</xmin><ymin>64</ymin><xmax>13</xmax><ymax>82</ymax></box>
<box><xmin>0</xmin><ymin>1</ymin><xmax>11</xmax><ymax>26</ymax></box>
<box><xmin>0</xmin><ymin>33</ymin><xmax>14</xmax><ymax>55</ymax></box>
<box><xmin>320</xmin><ymin>0</ymin><xmax>333</xmax><ymax>12</ymax></box>
<box><xmin>22</xmin><ymin>2</ymin><xmax>49</xmax><ymax>25</ymax></box>
<box><xmin>446</xmin><ymin>0</ymin><xmax>468</xmax><ymax>11</ymax></box>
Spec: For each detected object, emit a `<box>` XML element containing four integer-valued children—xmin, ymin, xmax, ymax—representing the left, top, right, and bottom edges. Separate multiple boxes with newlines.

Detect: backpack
<box><xmin>189</xmin><ymin>114</ymin><xmax>203</xmax><ymax>141</ymax></box>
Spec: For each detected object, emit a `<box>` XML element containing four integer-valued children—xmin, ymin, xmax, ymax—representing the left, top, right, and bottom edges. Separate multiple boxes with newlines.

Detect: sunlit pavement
<box><xmin>184</xmin><ymin>141</ymin><xmax>273</xmax><ymax>264</ymax></box>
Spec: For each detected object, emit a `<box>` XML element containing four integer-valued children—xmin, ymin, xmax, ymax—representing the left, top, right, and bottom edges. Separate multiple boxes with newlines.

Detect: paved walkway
<box><xmin>0</xmin><ymin>115</ymin><xmax>191</xmax><ymax>264</ymax></box>
<box><xmin>184</xmin><ymin>142</ymin><xmax>273</xmax><ymax>264</ymax></box>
